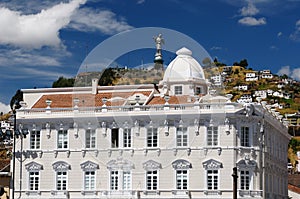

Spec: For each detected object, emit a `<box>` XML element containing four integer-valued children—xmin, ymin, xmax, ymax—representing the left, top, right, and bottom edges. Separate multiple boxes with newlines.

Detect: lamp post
<box><xmin>12</xmin><ymin>108</ymin><xmax>16</xmax><ymax>199</ymax></box>
<box><xmin>11</xmin><ymin>105</ymin><xmax>28</xmax><ymax>199</ymax></box>
<box><xmin>232</xmin><ymin>167</ymin><xmax>238</xmax><ymax>199</ymax></box>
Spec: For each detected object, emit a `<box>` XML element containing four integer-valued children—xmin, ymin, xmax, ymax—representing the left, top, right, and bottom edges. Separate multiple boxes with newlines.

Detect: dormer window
<box><xmin>195</xmin><ymin>87</ymin><xmax>202</xmax><ymax>95</ymax></box>
<box><xmin>175</xmin><ymin>86</ymin><xmax>182</xmax><ymax>95</ymax></box>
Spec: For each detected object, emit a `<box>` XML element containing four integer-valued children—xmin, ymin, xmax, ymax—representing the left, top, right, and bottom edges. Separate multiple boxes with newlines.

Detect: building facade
<box><xmin>12</xmin><ymin>47</ymin><xmax>290</xmax><ymax>199</ymax></box>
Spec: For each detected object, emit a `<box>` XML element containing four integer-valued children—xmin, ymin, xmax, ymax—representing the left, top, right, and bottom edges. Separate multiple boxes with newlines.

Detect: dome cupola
<box><xmin>160</xmin><ymin>47</ymin><xmax>208</xmax><ymax>97</ymax></box>
<box><xmin>163</xmin><ymin>47</ymin><xmax>206</xmax><ymax>82</ymax></box>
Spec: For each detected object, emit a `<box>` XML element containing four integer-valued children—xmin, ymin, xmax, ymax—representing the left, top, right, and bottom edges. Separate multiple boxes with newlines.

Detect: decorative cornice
<box><xmin>202</xmin><ymin>159</ymin><xmax>223</xmax><ymax>170</ymax></box>
<box><xmin>25</xmin><ymin>161</ymin><xmax>43</xmax><ymax>172</ymax></box>
<box><xmin>172</xmin><ymin>159</ymin><xmax>192</xmax><ymax>170</ymax></box>
<box><xmin>237</xmin><ymin>159</ymin><xmax>257</xmax><ymax>170</ymax></box>
<box><xmin>143</xmin><ymin>160</ymin><xmax>162</xmax><ymax>171</ymax></box>
<box><xmin>52</xmin><ymin>161</ymin><xmax>71</xmax><ymax>172</ymax></box>
<box><xmin>80</xmin><ymin>161</ymin><xmax>99</xmax><ymax>172</ymax></box>
<box><xmin>107</xmin><ymin>157</ymin><xmax>134</xmax><ymax>170</ymax></box>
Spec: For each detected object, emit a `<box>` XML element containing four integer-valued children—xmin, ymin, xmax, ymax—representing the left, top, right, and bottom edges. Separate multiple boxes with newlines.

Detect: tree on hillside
<box><xmin>213</xmin><ymin>57</ymin><xmax>226</xmax><ymax>67</ymax></box>
<box><xmin>240</xmin><ymin>59</ymin><xmax>248</xmax><ymax>68</ymax></box>
<box><xmin>99</xmin><ymin>68</ymin><xmax>117</xmax><ymax>86</ymax></box>
<box><xmin>52</xmin><ymin>76</ymin><xmax>75</xmax><ymax>88</ymax></box>
<box><xmin>233</xmin><ymin>59</ymin><xmax>248</xmax><ymax>68</ymax></box>
<box><xmin>280</xmin><ymin>74</ymin><xmax>289</xmax><ymax>79</ymax></box>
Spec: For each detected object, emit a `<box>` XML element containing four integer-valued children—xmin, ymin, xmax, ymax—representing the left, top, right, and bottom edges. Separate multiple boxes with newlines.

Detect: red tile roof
<box><xmin>32</xmin><ymin>91</ymin><xmax>153</xmax><ymax>108</ymax></box>
<box><xmin>147</xmin><ymin>95</ymin><xmax>197</xmax><ymax>105</ymax></box>
<box><xmin>289</xmin><ymin>183</ymin><xmax>300</xmax><ymax>194</ymax></box>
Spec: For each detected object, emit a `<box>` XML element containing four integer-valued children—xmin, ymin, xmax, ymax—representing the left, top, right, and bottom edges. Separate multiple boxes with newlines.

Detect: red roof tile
<box><xmin>147</xmin><ymin>95</ymin><xmax>197</xmax><ymax>105</ymax></box>
<box><xmin>289</xmin><ymin>183</ymin><xmax>300</xmax><ymax>194</ymax></box>
<box><xmin>32</xmin><ymin>91</ymin><xmax>152</xmax><ymax>108</ymax></box>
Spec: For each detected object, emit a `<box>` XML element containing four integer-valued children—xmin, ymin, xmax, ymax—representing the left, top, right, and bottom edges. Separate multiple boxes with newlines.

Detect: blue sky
<box><xmin>1</xmin><ymin>0</ymin><xmax>300</xmax><ymax>112</ymax></box>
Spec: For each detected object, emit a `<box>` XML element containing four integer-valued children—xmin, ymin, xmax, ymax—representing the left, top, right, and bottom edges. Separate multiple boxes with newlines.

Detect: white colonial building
<box><xmin>12</xmin><ymin>47</ymin><xmax>290</xmax><ymax>199</ymax></box>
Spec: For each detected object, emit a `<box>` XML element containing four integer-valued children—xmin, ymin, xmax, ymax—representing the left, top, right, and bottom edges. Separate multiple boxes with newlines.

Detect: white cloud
<box><xmin>69</xmin><ymin>8</ymin><xmax>133</xmax><ymax>34</ymax></box>
<box><xmin>22</xmin><ymin>67</ymin><xmax>73</xmax><ymax>79</ymax></box>
<box><xmin>277</xmin><ymin>65</ymin><xmax>291</xmax><ymax>76</ymax></box>
<box><xmin>240</xmin><ymin>2</ymin><xmax>259</xmax><ymax>16</ymax></box>
<box><xmin>236</xmin><ymin>1</ymin><xmax>267</xmax><ymax>26</ymax></box>
<box><xmin>0</xmin><ymin>49</ymin><xmax>62</xmax><ymax>67</ymax></box>
<box><xmin>0</xmin><ymin>0</ymin><xmax>86</xmax><ymax>49</ymax></box>
<box><xmin>277</xmin><ymin>32</ymin><xmax>283</xmax><ymax>37</ymax></box>
<box><xmin>277</xmin><ymin>65</ymin><xmax>300</xmax><ymax>81</ymax></box>
<box><xmin>290</xmin><ymin>19</ymin><xmax>300</xmax><ymax>41</ymax></box>
<box><xmin>0</xmin><ymin>0</ymin><xmax>65</xmax><ymax>14</ymax></box>
<box><xmin>210</xmin><ymin>46</ymin><xmax>222</xmax><ymax>50</ymax></box>
<box><xmin>238</xmin><ymin>16</ymin><xmax>266</xmax><ymax>26</ymax></box>
<box><xmin>137</xmin><ymin>0</ymin><xmax>146</xmax><ymax>4</ymax></box>
<box><xmin>269</xmin><ymin>45</ymin><xmax>278</xmax><ymax>50</ymax></box>
<box><xmin>0</xmin><ymin>102</ymin><xmax>10</xmax><ymax>114</ymax></box>
<box><xmin>291</xmin><ymin>68</ymin><xmax>300</xmax><ymax>81</ymax></box>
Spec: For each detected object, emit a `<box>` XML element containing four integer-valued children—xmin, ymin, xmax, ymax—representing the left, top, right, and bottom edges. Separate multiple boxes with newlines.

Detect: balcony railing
<box><xmin>17</xmin><ymin>103</ymin><xmax>242</xmax><ymax>116</ymax></box>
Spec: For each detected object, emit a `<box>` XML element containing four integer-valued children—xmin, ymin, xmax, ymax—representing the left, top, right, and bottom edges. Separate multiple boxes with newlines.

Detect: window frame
<box><xmin>174</xmin><ymin>86</ymin><xmax>183</xmax><ymax>95</ymax></box>
<box><xmin>29</xmin><ymin>171</ymin><xmax>40</xmax><ymax>191</ymax></box>
<box><xmin>85</xmin><ymin>129</ymin><xmax>96</xmax><ymax>149</ymax></box>
<box><xmin>111</xmin><ymin>128</ymin><xmax>119</xmax><ymax>148</ymax></box>
<box><xmin>240</xmin><ymin>126</ymin><xmax>250</xmax><ymax>147</ymax></box>
<box><xmin>207</xmin><ymin>126</ymin><xmax>219</xmax><ymax>146</ymax></box>
<box><xmin>122</xmin><ymin>171</ymin><xmax>132</xmax><ymax>190</ymax></box>
<box><xmin>175</xmin><ymin>169</ymin><xmax>188</xmax><ymax>190</ymax></box>
<box><xmin>56</xmin><ymin>171</ymin><xmax>67</xmax><ymax>191</ymax></box>
<box><xmin>147</xmin><ymin>127</ymin><xmax>158</xmax><ymax>148</ymax></box>
<box><xmin>30</xmin><ymin>130</ymin><xmax>41</xmax><ymax>150</ymax></box>
<box><xmin>84</xmin><ymin>171</ymin><xmax>96</xmax><ymax>191</ymax></box>
<box><xmin>206</xmin><ymin>169</ymin><xmax>219</xmax><ymax>190</ymax></box>
<box><xmin>146</xmin><ymin>170</ymin><xmax>158</xmax><ymax>190</ymax></box>
<box><xmin>57</xmin><ymin>129</ymin><xmax>68</xmax><ymax>149</ymax></box>
<box><xmin>110</xmin><ymin>170</ymin><xmax>132</xmax><ymax>191</ymax></box>
<box><xmin>123</xmin><ymin>128</ymin><xmax>132</xmax><ymax>148</ymax></box>
<box><xmin>176</xmin><ymin>127</ymin><xmax>188</xmax><ymax>147</ymax></box>
<box><xmin>240</xmin><ymin>170</ymin><xmax>252</xmax><ymax>190</ymax></box>
<box><xmin>195</xmin><ymin>86</ymin><xmax>202</xmax><ymax>95</ymax></box>
<box><xmin>110</xmin><ymin>170</ymin><xmax>119</xmax><ymax>190</ymax></box>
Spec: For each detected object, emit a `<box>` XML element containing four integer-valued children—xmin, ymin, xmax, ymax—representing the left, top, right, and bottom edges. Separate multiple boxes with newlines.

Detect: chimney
<box><xmin>92</xmin><ymin>78</ymin><xmax>99</xmax><ymax>94</ymax></box>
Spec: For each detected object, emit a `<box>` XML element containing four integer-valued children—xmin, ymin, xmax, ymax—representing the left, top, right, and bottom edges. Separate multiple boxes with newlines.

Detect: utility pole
<box><xmin>232</xmin><ymin>167</ymin><xmax>238</xmax><ymax>199</ymax></box>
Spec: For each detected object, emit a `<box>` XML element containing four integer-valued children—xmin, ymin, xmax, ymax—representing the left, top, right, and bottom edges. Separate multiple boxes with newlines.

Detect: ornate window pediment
<box><xmin>52</xmin><ymin>161</ymin><xmax>70</xmax><ymax>172</ymax></box>
<box><xmin>237</xmin><ymin>159</ymin><xmax>257</xmax><ymax>170</ymax></box>
<box><xmin>80</xmin><ymin>161</ymin><xmax>99</xmax><ymax>172</ymax></box>
<box><xmin>202</xmin><ymin>159</ymin><xmax>223</xmax><ymax>170</ymax></box>
<box><xmin>107</xmin><ymin>157</ymin><xmax>134</xmax><ymax>170</ymax></box>
<box><xmin>143</xmin><ymin>160</ymin><xmax>162</xmax><ymax>171</ymax></box>
<box><xmin>25</xmin><ymin>162</ymin><xmax>43</xmax><ymax>172</ymax></box>
<box><xmin>172</xmin><ymin>159</ymin><xmax>192</xmax><ymax>170</ymax></box>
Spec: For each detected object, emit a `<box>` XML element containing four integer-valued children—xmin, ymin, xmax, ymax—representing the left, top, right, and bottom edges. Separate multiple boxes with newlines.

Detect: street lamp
<box><xmin>12</xmin><ymin>104</ymin><xmax>29</xmax><ymax>199</ymax></box>
<box><xmin>12</xmin><ymin>108</ymin><xmax>16</xmax><ymax>199</ymax></box>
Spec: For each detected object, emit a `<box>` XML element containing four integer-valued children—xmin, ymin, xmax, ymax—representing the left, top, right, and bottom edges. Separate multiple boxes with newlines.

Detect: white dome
<box><xmin>163</xmin><ymin>47</ymin><xmax>205</xmax><ymax>82</ymax></box>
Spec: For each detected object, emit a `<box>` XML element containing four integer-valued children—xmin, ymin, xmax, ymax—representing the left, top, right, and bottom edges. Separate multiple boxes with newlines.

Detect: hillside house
<box><xmin>253</xmin><ymin>90</ymin><xmax>267</xmax><ymax>99</ymax></box>
<box><xmin>260</xmin><ymin>70</ymin><xmax>273</xmax><ymax>79</ymax></box>
<box><xmin>237</xmin><ymin>94</ymin><xmax>253</xmax><ymax>104</ymax></box>
<box><xmin>245</xmin><ymin>72</ymin><xmax>258</xmax><ymax>81</ymax></box>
